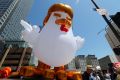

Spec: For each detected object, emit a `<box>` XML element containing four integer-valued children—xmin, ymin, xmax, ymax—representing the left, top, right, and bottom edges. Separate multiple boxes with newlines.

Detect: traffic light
<box><xmin>113</xmin><ymin>48</ymin><xmax>120</xmax><ymax>55</ymax></box>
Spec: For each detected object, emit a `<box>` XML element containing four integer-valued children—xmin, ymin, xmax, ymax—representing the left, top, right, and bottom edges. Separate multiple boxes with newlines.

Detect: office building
<box><xmin>99</xmin><ymin>55</ymin><xmax>112</xmax><ymax>71</ymax></box>
<box><xmin>66</xmin><ymin>58</ymin><xmax>76</xmax><ymax>70</ymax></box>
<box><xmin>0</xmin><ymin>0</ymin><xmax>34</xmax><ymax>71</ymax></box>
<box><xmin>0</xmin><ymin>0</ymin><xmax>34</xmax><ymax>47</ymax></box>
<box><xmin>86</xmin><ymin>55</ymin><xmax>100</xmax><ymax>69</ymax></box>
<box><xmin>105</xmin><ymin>18</ymin><xmax>120</xmax><ymax>61</ymax></box>
<box><xmin>66</xmin><ymin>55</ymin><xmax>99</xmax><ymax>73</ymax></box>
<box><xmin>98</xmin><ymin>53</ymin><xmax>118</xmax><ymax>71</ymax></box>
<box><xmin>75</xmin><ymin>55</ymin><xmax>86</xmax><ymax>73</ymax></box>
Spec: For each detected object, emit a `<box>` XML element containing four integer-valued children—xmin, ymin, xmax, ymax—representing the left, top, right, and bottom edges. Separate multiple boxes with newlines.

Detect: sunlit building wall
<box><xmin>105</xmin><ymin>21</ymin><xmax>120</xmax><ymax>61</ymax></box>
<box><xmin>86</xmin><ymin>55</ymin><xmax>100</xmax><ymax>69</ymax></box>
<box><xmin>75</xmin><ymin>55</ymin><xmax>86</xmax><ymax>73</ymax></box>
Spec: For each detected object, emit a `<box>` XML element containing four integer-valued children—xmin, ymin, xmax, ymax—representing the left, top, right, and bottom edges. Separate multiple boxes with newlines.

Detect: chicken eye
<box><xmin>54</xmin><ymin>13</ymin><xmax>61</xmax><ymax>18</ymax></box>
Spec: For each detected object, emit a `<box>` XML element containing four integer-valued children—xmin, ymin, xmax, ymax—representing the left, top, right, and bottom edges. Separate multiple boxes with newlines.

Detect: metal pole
<box><xmin>91</xmin><ymin>0</ymin><xmax>120</xmax><ymax>42</ymax></box>
<box><xmin>0</xmin><ymin>45</ymin><xmax>11</xmax><ymax>68</ymax></box>
<box><xmin>17</xmin><ymin>48</ymin><xmax>26</xmax><ymax>71</ymax></box>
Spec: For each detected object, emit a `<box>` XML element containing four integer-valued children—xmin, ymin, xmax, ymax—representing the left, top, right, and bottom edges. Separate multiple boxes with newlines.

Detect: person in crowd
<box><xmin>90</xmin><ymin>71</ymin><xmax>101</xmax><ymax>80</ymax></box>
<box><xmin>96</xmin><ymin>71</ymin><xmax>104</xmax><ymax>80</ymax></box>
<box><xmin>116</xmin><ymin>67</ymin><xmax>120</xmax><ymax>80</ymax></box>
<box><xmin>109</xmin><ymin>68</ymin><xmax>117</xmax><ymax>80</ymax></box>
<box><xmin>82</xmin><ymin>65</ymin><xmax>93</xmax><ymax>80</ymax></box>
<box><xmin>104</xmin><ymin>70</ymin><xmax>111</xmax><ymax>80</ymax></box>
<box><xmin>90</xmin><ymin>72</ymin><xmax>97</xmax><ymax>80</ymax></box>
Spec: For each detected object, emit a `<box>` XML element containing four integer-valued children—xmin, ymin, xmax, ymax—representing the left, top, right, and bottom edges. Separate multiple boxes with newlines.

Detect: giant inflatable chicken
<box><xmin>20</xmin><ymin>3</ymin><xmax>84</xmax><ymax>67</ymax></box>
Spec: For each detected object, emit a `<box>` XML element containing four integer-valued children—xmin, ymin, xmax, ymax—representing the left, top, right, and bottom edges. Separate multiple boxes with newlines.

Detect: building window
<box><xmin>2</xmin><ymin>15</ymin><xmax>6</xmax><ymax>19</ymax></box>
<box><xmin>0</xmin><ymin>21</ymin><xmax>2</xmax><ymax>25</ymax></box>
<box><xmin>1</xmin><ymin>18</ymin><xmax>4</xmax><ymax>22</ymax></box>
<box><xmin>4</xmin><ymin>13</ymin><xmax>8</xmax><ymax>17</ymax></box>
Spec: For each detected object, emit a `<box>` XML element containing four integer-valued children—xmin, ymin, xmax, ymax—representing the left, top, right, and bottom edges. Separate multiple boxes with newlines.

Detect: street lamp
<box><xmin>91</xmin><ymin>0</ymin><xmax>120</xmax><ymax>42</ymax></box>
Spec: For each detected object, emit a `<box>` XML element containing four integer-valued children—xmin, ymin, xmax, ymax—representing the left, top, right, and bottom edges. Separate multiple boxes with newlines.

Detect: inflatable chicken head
<box><xmin>43</xmin><ymin>3</ymin><xmax>73</xmax><ymax>32</ymax></box>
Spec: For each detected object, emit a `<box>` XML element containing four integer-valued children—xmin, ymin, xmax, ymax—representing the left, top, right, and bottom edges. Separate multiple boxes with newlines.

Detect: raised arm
<box><xmin>20</xmin><ymin>20</ymin><xmax>40</xmax><ymax>46</ymax></box>
<box><xmin>20</xmin><ymin>20</ymin><xmax>33</xmax><ymax>32</ymax></box>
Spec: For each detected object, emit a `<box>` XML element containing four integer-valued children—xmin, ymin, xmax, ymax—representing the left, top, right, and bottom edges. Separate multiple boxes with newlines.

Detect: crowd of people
<box><xmin>82</xmin><ymin>65</ymin><xmax>120</xmax><ymax>80</ymax></box>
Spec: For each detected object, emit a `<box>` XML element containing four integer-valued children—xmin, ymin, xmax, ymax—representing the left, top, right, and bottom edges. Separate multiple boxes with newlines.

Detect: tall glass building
<box><xmin>0</xmin><ymin>0</ymin><xmax>34</xmax><ymax>70</ymax></box>
<box><xmin>0</xmin><ymin>0</ymin><xmax>34</xmax><ymax>44</ymax></box>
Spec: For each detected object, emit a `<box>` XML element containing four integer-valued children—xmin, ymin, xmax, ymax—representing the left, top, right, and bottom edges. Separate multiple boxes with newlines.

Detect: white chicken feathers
<box><xmin>20</xmin><ymin>18</ymin><xmax>84</xmax><ymax>67</ymax></box>
<box><xmin>20</xmin><ymin>20</ymin><xmax>40</xmax><ymax>46</ymax></box>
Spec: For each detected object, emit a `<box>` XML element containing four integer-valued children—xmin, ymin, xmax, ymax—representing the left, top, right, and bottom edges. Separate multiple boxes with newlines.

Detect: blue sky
<box><xmin>27</xmin><ymin>0</ymin><xmax>120</xmax><ymax>59</ymax></box>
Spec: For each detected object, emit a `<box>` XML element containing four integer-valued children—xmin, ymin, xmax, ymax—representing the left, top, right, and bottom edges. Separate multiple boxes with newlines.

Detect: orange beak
<box><xmin>55</xmin><ymin>18</ymin><xmax>71</xmax><ymax>32</ymax></box>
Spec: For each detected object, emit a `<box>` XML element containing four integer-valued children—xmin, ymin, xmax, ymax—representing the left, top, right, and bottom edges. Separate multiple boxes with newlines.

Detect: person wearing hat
<box><xmin>82</xmin><ymin>65</ymin><xmax>93</xmax><ymax>80</ymax></box>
